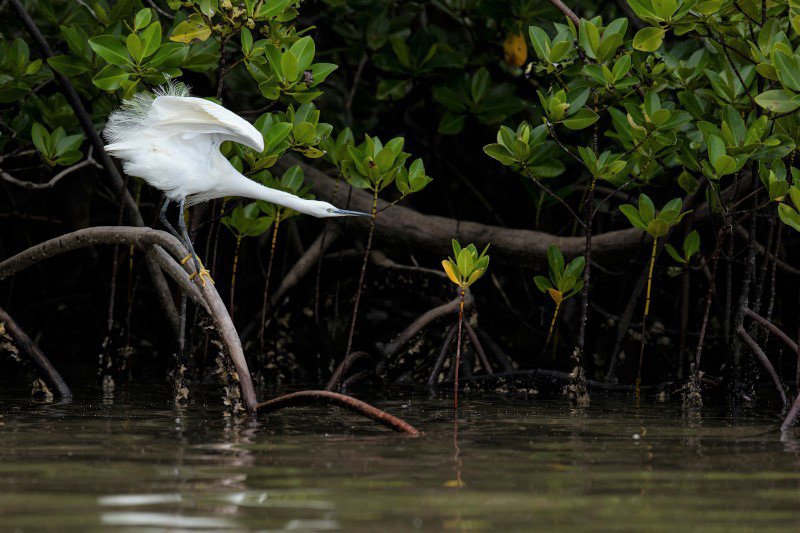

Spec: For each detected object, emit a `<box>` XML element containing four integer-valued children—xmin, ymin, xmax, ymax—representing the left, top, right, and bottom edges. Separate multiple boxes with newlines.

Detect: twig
<box><xmin>0</xmin><ymin>149</ymin><xmax>101</xmax><ymax>190</ymax></box>
<box><xmin>145</xmin><ymin>0</ymin><xmax>174</xmax><ymax>18</ymax></box>
<box><xmin>256</xmin><ymin>390</ymin><xmax>420</xmax><ymax>435</ymax></box>
<box><xmin>0</xmin><ymin>305</ymin><xmax>72</xmax><ymax>399</ymax></box>
<box><xmin>547</xmin><ymin>0</ymin><xmax>580</xmax><ymax>27</ymax></box>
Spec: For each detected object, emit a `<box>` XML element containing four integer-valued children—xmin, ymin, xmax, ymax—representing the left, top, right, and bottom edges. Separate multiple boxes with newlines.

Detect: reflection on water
<box><xmin>1</xmin><ymin>385</ymin><xmax>800</xmax><ymax>531</ymax></box>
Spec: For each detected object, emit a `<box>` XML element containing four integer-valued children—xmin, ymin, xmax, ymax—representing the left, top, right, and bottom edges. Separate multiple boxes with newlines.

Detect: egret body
<box><xmin>103</xmin><ymin>83</ymin><xmax>365</xmax><ymax>283</ymax></box>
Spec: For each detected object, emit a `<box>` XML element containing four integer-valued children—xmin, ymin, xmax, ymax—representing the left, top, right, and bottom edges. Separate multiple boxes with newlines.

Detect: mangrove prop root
<box><xmin>273</xmin><ymin>223</ymin><xmax>341</xmax><ymax>307</ymax></box>
<box><xmin>382</xmin><ymin>290</ymin><xmax>475</xmax><ymax>362</ymax></box>
<box><xmin>429</xmin><ymin>325</ymin><xmax>458</xmax><ymax>387</ymax></box>
<box><xmin>737</xmin><ymin>326</ymin><xmax>787</xmax><ymax>408</ymax></box>
<box><xmin>325</xmin><ymin>350</ymin><xmax>371</xmax><ymax>392</ymax></box>
<box><xmin>744</xmin><ymin>308</ymin><xmax>798</xmax><ymax>353</ymax></box>
<box><xmin>256</xmin><ymin>390</ymin><xmax>420</xmax><ymax>435</ymax></box>
<box><xmin>0</xmin><ymin>305</ymin><xmax>72</xmax><ymax>400</ymax></box>
<box><xmin>782</xmin><ymin>394</ymin><xmax>800</xmax><ymax>432</ymax></box>
<box><xmin>0</xmin><ymin>226</ymin><xmax>258</xmax><ymax>413</ymax></box>
<box><xmin>463</xmin><ymin>320</ymin><xmax>494</xmax><ymax>375</ymax></box>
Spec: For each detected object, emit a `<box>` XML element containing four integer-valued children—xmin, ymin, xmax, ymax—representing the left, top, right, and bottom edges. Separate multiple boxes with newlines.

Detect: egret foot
<box><xmin>189</xmin><ymin>268</ymin><xmax>215</xmax><ymax>287</ymax></box>
<box><xmin>180</xmin><ymin>254</ymin><xmax>214</xmax><ymax>286</ymax></box>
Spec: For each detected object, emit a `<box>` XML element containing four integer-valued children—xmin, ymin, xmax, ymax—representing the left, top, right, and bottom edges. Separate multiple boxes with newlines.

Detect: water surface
<box><xmin>1</xmin><ymin>386</ymin><xmax>799</xmax><ymax>531</ymax></box>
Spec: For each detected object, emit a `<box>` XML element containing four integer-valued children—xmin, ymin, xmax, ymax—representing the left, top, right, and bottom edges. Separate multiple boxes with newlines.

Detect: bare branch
<box><xmin>548</xmin><ymin>0</ymin><xmax>580</xmax><ymax>27</ymax></box>
<box><xmin>0</xmin><ymin>149</ymin><xmax>101</xmax><ymax>190</ymax></box>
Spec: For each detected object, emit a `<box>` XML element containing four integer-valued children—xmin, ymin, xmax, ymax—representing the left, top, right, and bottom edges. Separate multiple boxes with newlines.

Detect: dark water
<box><xmin>1</xmin><ymin>386</ymin><xmax>800</xmax><ymax>531</ymax></box>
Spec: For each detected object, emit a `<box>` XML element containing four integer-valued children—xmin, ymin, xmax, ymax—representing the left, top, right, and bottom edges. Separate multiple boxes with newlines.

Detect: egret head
<box><xmin>302</xmin><ymin>200</ymin><xmax>370</xmax><ymax>219</ymax></box>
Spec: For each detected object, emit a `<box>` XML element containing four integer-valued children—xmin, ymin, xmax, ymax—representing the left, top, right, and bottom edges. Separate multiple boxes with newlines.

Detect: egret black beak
<box><xmin>333</xmin><ymin>208</ymin><xmax>371</xmax><ymax>217</ymax></box>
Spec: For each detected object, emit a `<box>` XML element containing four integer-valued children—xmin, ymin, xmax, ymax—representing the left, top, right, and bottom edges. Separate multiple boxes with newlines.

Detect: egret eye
<box><xmin>327</xmin><ymin>207</ymin><xmax>333</xmax><ymax>213</ymax></box>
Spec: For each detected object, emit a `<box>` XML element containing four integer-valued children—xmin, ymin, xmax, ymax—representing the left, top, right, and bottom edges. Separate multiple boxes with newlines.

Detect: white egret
<box><xmin>103</xmin><ymin>82</ymin><xmax>367</xmax><ymax>284</ymax></box>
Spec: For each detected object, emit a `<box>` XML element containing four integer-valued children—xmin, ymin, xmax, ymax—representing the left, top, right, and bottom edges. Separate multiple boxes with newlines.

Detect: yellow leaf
<box><xmin>443</xmin><ymin>479</ymin><xmax>466</xmax><ymax>487</ymax></box>
<box><xmin>465</xmin><ymin>268</ymin><xmax>484</xmax><ymax>287</ymax></box>
<box><xmin>503</xmin><ymin>33</ymin><xmax>527</xmax><ymax>67</ymax></box>
<box><xmin>170</xmin><ymin>15</ymin><xmax>211</xmax><ymax>43</ymax></box>
<box><xmin>548</xmin><ymin>288</ymin><xmax>563</xmax><ymax>305</ymax></box>
<box><xmin>442</xmin><ymin>259</ymin><xmax>461</xmax><ymax>286</ymax></box>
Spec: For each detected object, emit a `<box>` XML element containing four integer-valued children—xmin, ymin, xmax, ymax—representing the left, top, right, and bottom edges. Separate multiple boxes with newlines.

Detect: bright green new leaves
<box><xmin>29</xmin><ymin>123</ymin><xmax>84</xmax><ymax>166</ymax></box>
<box><xmin>665</xmin><ymin>230</ymin><xmax>700</xmax><ymax>264</ymax></box>
<box><xmin>257</xmin><ymin>37</ymin><xmax>337</xmax><ymax>103</ymax></box>
<box><xmin>534</xmin><ymin>244</ymin><xmax>585</xmax><ymax>306</ymax></box>
<box><xmin>483</xmin><ymin>122</ymin><xmax>565</xmax><ymax>177</ymax></box>
<box><xmin>538</xmin><ymin>88</ymin><xmax>599</xmax><ymax>130</ymax></box>
<box><xmin>222</xmin><ymin>202</ymin><xmax>274</xmax><ymax>239</ymax></box>
<box><xmin>628</xmin><ymin>0</ymin><xmax>697</xmax><ymax>52</ymax></box>
<box><xmin>442</xmin><ymin>240</ymin><xmax>490</xmax><ymax>289</ymax></box>
<box><xmin>320</xmin><ymin>127</ymin><xmax>355</xmax><ymax>170</ymax></box>
<box><xmin>619</xmin><ymin>194</ymin><xmax>689</xmax><ymax>238</ymax></box>
<box><xmin>342</xmin><ymin>135</ymin><xmax>432</xmax><ymax>196</ymax></box>
<box><xmin>88</xmin><ymin>10</ymin><xmax>183</xmax><ymax>95</ymax></box>
<box><xmin>577</xmin><ymin>148</ymin><xmax>627</xmax><ymax>182</ymax></box>
<box><xmin>578</xmin><ymin>18</ymin><xmax>628</xmax><ymax>63</ymax></box>
<box><xmin>528</xmin><ymin>25</ymin><xmax>574</xmax><ymax>72</ymax></box>
<box><xmin>778</xmin><ymin>183</ymin><xmax>800</xmax><ymax>233</ymax></box>
<box><xmin>583</xmin><ymin>54</ymin><xmax>638</xmax><ymax>90</ymax></box>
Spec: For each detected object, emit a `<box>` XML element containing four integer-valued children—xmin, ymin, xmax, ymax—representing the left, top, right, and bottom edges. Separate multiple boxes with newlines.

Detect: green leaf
<box><xmin>47</xmin><ymin>55</ymin><xmax>89</xmax><ymax>77</ymax></box>
<box><xmin>647</xmin><ymin>219</ymin><xmax>670</xmax><ymax>237</ymax></box>
<box><xmin>754</xmin><ymin>90</ymin><xmax>800</xmax><ymax>113</ymax></box>
<box><xmin>684</xmin><ymin>230</ymin><xmax>700</xmax><ymax>258</ymax></box>
<box><xmin>256</xmin><ymin>0</ymin><xmax>291</xmax><ymax>18</ymax></box>
<box><xmin>89</xmin><ymin>35</ymin><xmax>130</xmax><ymax>66</ymax></box>
<box><xmin>633</xmin><ymin>27</ymin><xmax>665</xmax><ymax>52</ymax></box>
<box><xmin>31</xmin><ymin>123</ymin><xmax>50</xmax><ymax>155</ymax></box>
<box><xmin>126</xmin><ymin>33</ymin><xmax>143</xmax><ymax>63</ymax></box>
<box><xmin>281</xmin><ymin>50</ymin><xmax>299</xmax><ymax>82</ymax></box>
<box><xmin>309</xmin><ymin>63</ymin><xmax>337</xmax><ymax>87</ymax></box>
<box><xmin>620</xmin><ymin>204</ymin><xmax>648</xmax><ymax>231</ymax></box>
<box><xmin>534</xmin><ymin>275</ymin><xmax>553</xmax><ymax>293</ymax></box>
<box><xmin>170</xmin><ymin>14</ymin><xmax>212</xmax><ymax>43</ymax></box>
<box><xmin>664</xmin><ymin>243</ymin><xmax>686</xmax><ymax>263</ymax></box>
<box><xmin>773</xmin><ymin>50</ymin><xmax>800</xmax><ymax>92</ymax></box>
<box><xmin>140</xmin><ymin>22</ymin><xmax>162</xmax><ymax>60</ymax></box>
<box><xmin>547</xmin><ymin>244</ymin><xmax>565</xmax><ymax>281</ymax></box>
<box><xmin>562</xmin><ymin>108</ymin><xmax>599</xmax><ymax>130</ymax></box>
<box><xmin>579</xmin><ymin>19</ymin><xmax>600</xmax><ymax>58</ymax></box>
<box><xmin>134</xmin><ymin>8</ymin><xmax>152</xmax><ymax>30</ymax></box>
<box><xmin>638</xmin><ymin>193</ymin><xmax>656</xmax><ymax>223</ymax></box>
<box><xmin>471</xmin><ymin>67</ymin><xmax>490</xmax><ymax>103</ymax></box>
<box><xmin>528</xmin><ymin>26</ymin><xmax>551</xmax><ymax>61</ymax></box>
<box><xmin>483</xmin><ymin>143</ymin><xmax>515</xmax><ymax>165</ymax></box>
<box><xmin>92</xmin><ymin>64</ymin><xmax>129</xmax><ymax>91</ymax></box>
<box><xmin>708</xmin><ymin>135</ymin><xmax>725</xmax><ymax>165</ymax></box>
<box><xmin>778</xmin><ymin>203</ymin><xmax>800</xmax><ymax>232</ymax></box>
<box><xmin>290</xmin><ymin>36</ymin><xmax>315</xmax><ymax>72</ymax></box>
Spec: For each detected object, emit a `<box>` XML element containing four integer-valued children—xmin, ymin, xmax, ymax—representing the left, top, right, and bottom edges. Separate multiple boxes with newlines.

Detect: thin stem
<box><xmin>522</xmin><ymin>165</ymin><xmax>585</xmax><ymax>228</ymax></box>
<box><xmin>230</xmin><ymin>235</ymin><xmax>242</xmax><ymax>322</ymax></box>
<box><xmin>547</xmin><ymin>0</ymin><xmax>580</xmax><ymax>26</ymax></box>
<box><xmin>636</xmin><ymin>236</ymin><xmax>658</xmax><ymax>399</ymax></box>
<box><xmin>454</xmin><ymin>286</ymin><xmax>466</xmax><ymax>410</ymax></box>
<box><xmin>545</xmin><ymin>302</ymin><xmax>561</xmax><ymax>349</ymax></box>
<box><xmin>258</xmin><ymin>213</ymin><xmax>281</xmax><ymax>359</ymax></box>
<box><xmin>343</xmin><ymin>187</ymin><xmax>379</xmax><ymax>365</ymax></box>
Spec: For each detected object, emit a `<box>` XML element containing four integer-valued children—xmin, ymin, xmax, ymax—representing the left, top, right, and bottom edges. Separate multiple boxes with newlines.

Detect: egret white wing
<box><xmin>149</xmin><ymin>96</ymin><xmax>264</xmax><ymax>152</ymax></box>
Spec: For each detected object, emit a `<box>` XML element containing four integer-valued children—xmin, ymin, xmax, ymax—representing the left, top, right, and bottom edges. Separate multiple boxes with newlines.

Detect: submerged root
<box><xmin>564</xmin><ymin>360</ymin><xmax>590</xmax><ymax>406</ymax></box>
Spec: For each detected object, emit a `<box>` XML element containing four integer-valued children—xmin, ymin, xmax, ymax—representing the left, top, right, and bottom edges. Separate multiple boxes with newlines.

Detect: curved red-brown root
<box><xmin>256</xmin><ymin>390</ymin><xmax>420</xmax><ymax>436</ymax></box>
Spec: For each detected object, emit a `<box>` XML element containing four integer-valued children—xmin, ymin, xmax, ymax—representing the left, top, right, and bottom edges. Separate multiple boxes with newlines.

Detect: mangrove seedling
<box><xmin>221</xmin><ymin>202</ymin><xmax>273</xmax><ymax>321</ymax></box>
<box><xmin>619</xmin><ymin>193</ymin><xmax>689</xmax><ymax>397</ymax></box>
<box><xmin>534</xmin><ymin>244</ymin><xmax>585</xmax><ymax>350</ymax></box>
<box><xmin>339</xmin><ymin>134</ymin><xmax>432</xmax><ymax>362</ymax></box>
<box><xmin>442</xmin><ymin>239</ymin><xmax>489</xmax><ymax>409</ymax></box>
<box><xmin>253</xmin><ymin>165</ymin><xmax>313</xmax><ymax>357</ymax></box>
<box><xmin>664</xmin><ymin>230</ymin><xmax>701</xmax><ymax>267</ymax></box>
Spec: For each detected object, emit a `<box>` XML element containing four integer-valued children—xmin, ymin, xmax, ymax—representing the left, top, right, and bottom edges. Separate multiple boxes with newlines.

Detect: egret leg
<box><xmin>158</xmin><ymin>197</ymin><xmax>183</xmax><ymax>242</ymax></box>
<box><xmin>177</xmin><ymin>198</ymin><xmax>214</xmax><ymax>286</ymax></box>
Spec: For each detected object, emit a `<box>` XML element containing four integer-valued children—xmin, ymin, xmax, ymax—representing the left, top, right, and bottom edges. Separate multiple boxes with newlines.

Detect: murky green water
<box><xmin>1</xmin><ymin>386</ymin><xmax>799</xmax><ymax>531</ymax></box>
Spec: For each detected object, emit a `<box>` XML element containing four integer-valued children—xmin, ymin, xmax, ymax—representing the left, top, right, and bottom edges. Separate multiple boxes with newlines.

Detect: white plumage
<box><xmin>103</xmin><ymin>82</ymin><xmax>366</xmax><ymax>283</ymax></box>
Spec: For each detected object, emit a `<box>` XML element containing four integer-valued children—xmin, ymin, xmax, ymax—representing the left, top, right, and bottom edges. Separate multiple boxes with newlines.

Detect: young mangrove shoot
<box><xmin>442</xmin><ymin>239</ymin><xmax>490</xmax><ymax>410</ymax></box>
